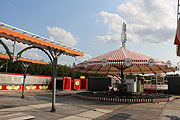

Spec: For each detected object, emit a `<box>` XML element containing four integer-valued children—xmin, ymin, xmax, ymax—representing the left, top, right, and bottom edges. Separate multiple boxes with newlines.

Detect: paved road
<box><xmin>0</xmin><ymin>91</ymin><xmax>180</xmax><ymax>120</ymax></box>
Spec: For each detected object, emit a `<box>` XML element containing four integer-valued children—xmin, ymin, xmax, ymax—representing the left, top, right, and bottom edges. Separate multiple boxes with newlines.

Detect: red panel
<box><xmin>74</xmin><ymin>79</ymin><xmax>81</xmax><ymax>90</ymax></box>
<box><xmin>86</xmin><ymin>79</ymin><xmax>88</xmax><ymax>90</ymax></box>
<box><xmin>25</xmin><ymin>85</ymin><xmax>50</xmax><ymax>90</ymax></box>
<box><xmin>144</xmin><ymin>89</ymin><xmax>157</xmax><ymax>94</ymax></box>
<box><xmin>0</xmin><ymin>85</ymin><xmax>21</xmax><ymax>90</ymax></box>
<box><xmin>0</xmin><ymin>84</ymin><xmax>50</xmax><ymax>91</ymax></box>
<box><xmin>71</xmin><ymin>79</ymin><xmax>74</xmax><ymax>90</ymax></box>
<box><xmin>63</xmin><ymin>77</ymin><xmax>71</xmax><ymax>90</ymax></box>
<box><xmin>80</xmin><ymin>79</ymin><xmax>86</xmax><ymax>89</ymax></box>
<box><xmin>0</xmin><ymin>72</ymin><xmax>51</xmax><ymax>78</ymax></box>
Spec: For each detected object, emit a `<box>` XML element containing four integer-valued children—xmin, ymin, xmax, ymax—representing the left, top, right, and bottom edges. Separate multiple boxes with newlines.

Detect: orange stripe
<box><xmin>0</xmin><ymin>54</ymin><xmax>48</xmax><ymax>65</ymax></box>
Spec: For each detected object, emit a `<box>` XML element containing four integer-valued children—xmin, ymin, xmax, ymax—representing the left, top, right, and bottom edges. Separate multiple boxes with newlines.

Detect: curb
<box><xmin>76</xmin><ymin>94</ymin><xmax>175</xmax><ymax>103</ymax></box>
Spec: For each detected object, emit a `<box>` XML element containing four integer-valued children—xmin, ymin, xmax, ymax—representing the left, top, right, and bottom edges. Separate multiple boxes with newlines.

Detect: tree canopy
<box><xmin>0</xmin><ymin>59</ymin><xmax>104</xmax><ymax>78</ymax></box>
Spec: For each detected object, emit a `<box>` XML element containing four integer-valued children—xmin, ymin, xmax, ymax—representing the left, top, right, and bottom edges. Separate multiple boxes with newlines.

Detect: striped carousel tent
<box><xmin>74</xmin><ymin>48</ymin><xmax>177</xmax><ymax>75</ymax></box>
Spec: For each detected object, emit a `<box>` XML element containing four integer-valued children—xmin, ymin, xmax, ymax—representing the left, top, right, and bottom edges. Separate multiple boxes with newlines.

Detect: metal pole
<box><xmin>121</xmin><ymin>65</ymin><xmax>124</xmax><ymax>82</ymax></box>
<box><xmin>0</xmin><ymin>60</ymin><xmax>2</xmax><ymax>70</ymax></box>
<box><xmin>51</xmin><ymin>52</ymin><xmax>58</xmax><ymax>112</ymax></box>
<box><xmin>12</xmin><ymin>38</ymin><xmax>16</xmax><ymax>63</ymax></box>
<box><xmin>155</xmin><ymin>74</ymin><xmax>157</xmax><ymax>93</ymax></box>
<box><xmin>5</xmin><ymin>60</ymin><xmax>8</xmax><ymax>73</ymax></box>
<box><xmin>21</xmin><ymin>63</ymin><xmax>30</xmax><ymax>98</ymax></box>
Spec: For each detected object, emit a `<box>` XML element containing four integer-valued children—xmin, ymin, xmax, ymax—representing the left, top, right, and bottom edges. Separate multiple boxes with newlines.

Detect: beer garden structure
<box><xmin>0</xmin><ymin>22</ymin><xmax>84</xmax><ymax>112</ymax></box>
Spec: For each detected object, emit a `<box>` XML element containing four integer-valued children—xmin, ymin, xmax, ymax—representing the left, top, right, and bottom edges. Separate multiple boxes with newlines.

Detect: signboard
<box><xmin>148</xmin><ymin>59</ymin><xmax>154</xmax><ymax>67</ymax></box>
<box><xmin>75</xmin><ymin>81</ymin><xmax>80</xmax><ymax>85</ymax></box>
<box><xmin>80</xmin><ymin>76</ymin><xmax>85</xmax><ymax>79</ymax></box>
<box><xmin>74</xmin><ymin>79</ymin><xmax>81</xmax><ymax>90</ymax></box>
<box><xmin>101</xmin><ymin>58</ymin><xmax>108</xmax><ymax>66</ymax></box>
<box><xmin>125</xmin><ymin>58</ymin><xmax>132</xmax><ymax>67</ymax></box>
<box><xmin>83</xmin><ymin>61</ymin><xmax>88</xmax><ymax>68</ymax></box>
<box><xmin>166</xmin><ymin>60</ymin><xmax>171</xmax><ymax>69</ymax></box>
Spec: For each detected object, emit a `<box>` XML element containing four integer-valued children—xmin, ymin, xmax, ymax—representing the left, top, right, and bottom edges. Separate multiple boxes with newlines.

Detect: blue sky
<box><xmin>0</xmin><ymin>0</ymin><xmax>179</xmax><ymax>69</ymax></box>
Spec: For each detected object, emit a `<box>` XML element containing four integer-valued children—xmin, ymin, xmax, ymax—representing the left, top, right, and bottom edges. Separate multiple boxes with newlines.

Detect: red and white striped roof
<box><xmin>74</xmin><ymin>48</ymin><xmax>177</xmax><ymax>75</ymax></box>
<box><xmin>85</xmin><ymin>47</ymin><xmax>161</xmax><ymax>66</ymax></box>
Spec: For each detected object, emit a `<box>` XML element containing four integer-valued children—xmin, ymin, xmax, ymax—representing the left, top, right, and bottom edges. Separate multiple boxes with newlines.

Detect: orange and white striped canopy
<box><xmin>0</xmin><ymin>54</ymin><xmax>48</xmax><ymax>65</ymax></box>
<box><xmin>74</xmin><ymin>48</ymin><xmax>177</xmax><ymax>75</ymax></box>
<box><xmin>0</xmin><ymin>25</ymin><xmax>84</xmax><ymax>57</ymax></box>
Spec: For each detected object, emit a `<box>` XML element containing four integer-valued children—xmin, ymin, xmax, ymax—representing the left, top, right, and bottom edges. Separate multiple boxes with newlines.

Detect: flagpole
<box><xmin>178</xmin><ymin>0</ymin><xmax>180</xmax><ymax>22</ymax></box>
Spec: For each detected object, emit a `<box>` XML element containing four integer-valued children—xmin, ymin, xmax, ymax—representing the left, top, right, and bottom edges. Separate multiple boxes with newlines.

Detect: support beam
<box><xmin>106</xmin><ymin>65</ymin><xmax>112</xmax><ymax>75</ymax></box>
<box><xmin>147</xmin><ymin>65</ymin><xmax>156</xmax><ymax>74</ymax></box>
<box><xmin>137</xmin><ymin>65</ymin><xmax>144</xmax><ymax>75</ymax></box>
<box><xmin>169</xmin><ymin>68</ymin><xmax>176</xmax><ymax>72</ymax></box>
<box><xmin>21</xmin><ymin>62</ymin><xmax>30</xmax><ymax>98</ymax></box>
<box><xmin>51</xmin><ymin>52</ymin><xmax>57</xmax><ymax>112</ymax></box>
<box><xmin>95</xmin><ymin>66</ymin><xmax>103</xmax><ymax>74</ymax></box>
<box><xmin>128</xmin><ymin>67</ymin><xmax>132</xmax><ymax>75</ymax></box>
<box><xmin>121</xmin><ymin>65</ymin><xmax>124</xmax><ymax>81</ymax></box>
<box><xmin>12</xmin><ymin>38</ymin><xmax>17</xmax><ymax>63</ymax></box>
<box><xmin>5</xmin><ymin>60</ymin><xmax>8</xmax><ymax>73</ymax></box>
<box><xmin>0</xmin><ymin>39</ymin><xmax>12</xmax><ymax>61</ymax></box>
<box><xmin>156</xmin><ymin>66</ymin><xmax>166</xmax><ymax>74</ymax></box>
<box><xmin>85</xmin><ymin>66</ymin><xmax>94</xmax><ymax>74</ymax></box>
<box><xmin>51</xmin><ymin>50</ymin><xmax>63</xmax><ymax>112</ymax></box>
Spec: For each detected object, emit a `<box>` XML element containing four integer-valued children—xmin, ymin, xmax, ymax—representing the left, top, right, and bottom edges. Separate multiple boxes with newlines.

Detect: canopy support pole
<box><xmin>5</xmin><ymin>60</ymin><xmax>8</xmax><ymax>73</ymax></box>
<box><xmin>21</xmin><ymin>62</ymin><xmax>30</xmax><ymax>98</ymax></box>
<box><xmin>51</xmin><ymin>50</ymin><xmax>63</xmax><ymax>112</ymax></box>
<box><xmin>121</xmin><ymin>65</ymin><xmax>124</xmax><ymax>81</ymax></box>
<box><xmin>12</xmin><ymin>38</ymin><xmax>17</xmax><ymax>63</ymax></box>
<box><xmin>0</xmin><ymin>60</ymin><xmax>2</xmax><ymax>69</ymax></box>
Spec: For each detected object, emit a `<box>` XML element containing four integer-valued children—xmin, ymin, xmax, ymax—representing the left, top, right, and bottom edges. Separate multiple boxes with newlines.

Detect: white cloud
<box><xmin>22</xmin><ymin>49</ymin><xmax>44</xmax><ymax>60</ymax></box>
<box><xmin>47</xmin><ymin>26</ymin><xmax>78</xmax><ymax>46</ymax></box>
<box><xmin>96</xmin><ymin>0</ymin><xmax>176</xmax><ymax>45</ymax></box>
<box><xmin>60</xmin><ymin>61</ymin><xmax>72</xmax><ymax>66</ymax></box>
<box><xmin>0</xmin><ymin>38</ymin><xmax>27</xmax><ymax>54</ymax></box>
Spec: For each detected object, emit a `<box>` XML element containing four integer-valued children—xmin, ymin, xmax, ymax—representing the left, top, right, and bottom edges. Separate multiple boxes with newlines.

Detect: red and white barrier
<box><xmin>76</xmin><ymin>94</ymin><xmax>175</xmax><ymax>103</ymax></box>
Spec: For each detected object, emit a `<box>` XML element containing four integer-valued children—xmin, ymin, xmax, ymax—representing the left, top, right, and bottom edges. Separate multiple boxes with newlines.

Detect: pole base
<box><xmin>50</xmin><ymin>106</ymin><xmax>56</xmax><ymax>112</ymax></box>
<box><xmin>21</xmin><ymin>95</ymin><xmax>24</xmax><ymax>99</ymax></box>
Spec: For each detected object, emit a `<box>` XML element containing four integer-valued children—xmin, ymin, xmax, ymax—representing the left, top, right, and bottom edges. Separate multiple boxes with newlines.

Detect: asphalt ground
<box><xmin>0</xmin><ymin>90</ymin><xmax>180</xmax><ymax>120</ymax></box>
